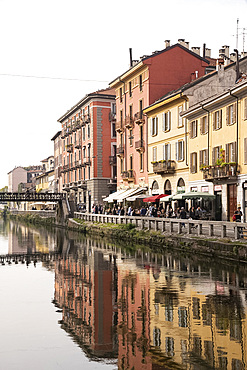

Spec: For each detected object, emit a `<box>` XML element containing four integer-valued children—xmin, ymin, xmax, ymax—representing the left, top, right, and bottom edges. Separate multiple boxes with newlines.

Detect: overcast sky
<box><xmin>0</xmin><ymin>0</ymin><xmax>246</xmax><ymax>188</ymax></box>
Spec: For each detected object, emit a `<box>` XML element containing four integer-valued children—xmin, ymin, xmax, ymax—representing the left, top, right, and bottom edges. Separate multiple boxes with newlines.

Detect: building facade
<box><xmin>57</xmin><ymin>88</ymin><xmax>116</xmax><ymax>211</ymax></box>
<box><xmin>109</xmin><ymin>41</ymin><xmax>209</xmax><ymax>195</ymax></box>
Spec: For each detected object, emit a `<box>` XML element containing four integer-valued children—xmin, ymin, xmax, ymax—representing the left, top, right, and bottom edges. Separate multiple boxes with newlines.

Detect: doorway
<box><xmin>214</xmin><ymin>191</ymin><xmax>222</xmax><ymax>221</ymax></box>
<box><xmin>227</xmin><ymin>184</ymin><xmax>237</xmax><ymax>221</ymax></box>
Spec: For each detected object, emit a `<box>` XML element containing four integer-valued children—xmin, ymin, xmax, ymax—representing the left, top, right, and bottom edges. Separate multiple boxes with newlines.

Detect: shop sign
<box><xmin>201</xmin><ymin>186</ymin><xmax>209</xmax><ymax>192</ymax></box>
<box><xmin>214</xmin><ymin>185</ymin><xmax>222</xmax><ymax>191</ymax></box>
<box><xmin>177</xmin><ymin>186</ymin><xmax>185</xmax><ymax>194</ymax></box>
<box><xmin>190</xmin><ymin>186</ymin><xmax>197</xmax><ymax>191</ymax></box>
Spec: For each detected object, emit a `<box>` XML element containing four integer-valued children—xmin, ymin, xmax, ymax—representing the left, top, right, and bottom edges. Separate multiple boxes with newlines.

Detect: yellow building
<box><xmin>144</xmin><ymin>91</ymin><xmax>189</xmax><ymax>200</ymax></box>
<box><xmin>182</xmin><ymin>79</ymin><xmax>247</xmax><ymax>221</ymax></box>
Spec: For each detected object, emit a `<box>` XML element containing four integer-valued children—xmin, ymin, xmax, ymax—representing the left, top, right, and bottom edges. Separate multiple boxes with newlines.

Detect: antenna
<box><xmin>241</xmin><ymin>27</ymin><xmax>247</xmax><ymax>53</ymax></box>
<box><xmin>236</xmin><ymin>18</ymin><xmax>239</xmax><ymax>50</ymax></box>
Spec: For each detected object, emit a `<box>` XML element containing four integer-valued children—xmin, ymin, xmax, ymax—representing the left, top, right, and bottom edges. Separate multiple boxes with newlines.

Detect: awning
<box><xmin>143</xmin><ymin>194</ymin><xmax>168</xmax><ymax>202</ymax></box>
<box><xmin>180</xmin><ymin>191</ymin><xmax>215</xmax><ymax>200</ymax></box>
<box><xmin>160</xmin><ymin>194</ymin><xmax>173</xmax><ymax>202</ymax></box>
<box><xmin>126</xmin><ymin>193</ymin><xmax>148</xmax><ymax>202</ymax></box>
<box><xmin>116</xmin><ymin>187</ymin><xmax>147</xmax><ymax>202</ymax></box>
<box><xmin>103</xmin><ymin>189</ymin><xmax>126</xmax><ymax>203</ymax></box>
<box><xmin>171</xmin><ymin>193</ymin><xmax>184</xmax><ymax>200</ymax></box>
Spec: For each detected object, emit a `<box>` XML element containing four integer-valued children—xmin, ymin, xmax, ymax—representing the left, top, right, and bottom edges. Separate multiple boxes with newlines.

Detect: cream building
<box><xmin>144</xmin><ymin>91</ymin><xmax>189</xmax><ymax>200</ymax></box>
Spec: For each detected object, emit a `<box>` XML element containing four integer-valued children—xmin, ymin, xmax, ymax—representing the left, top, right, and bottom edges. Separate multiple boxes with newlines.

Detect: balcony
<box><xmin>121</xmin><ymin>170</ymin><xmax>134</xmax><ymax>181</ymax></box>
<box><xmin>63</xmin><ymin>164</ymin><xmax>69</xmax><ymax>172</ymax></box>
<box><xmin>75</xmin><ymin>140</ymin><xmax>82</xmax><ymax>149</ymax></box>
<box><xmin>83</xmin><ymin>157</ymin><xmax>91</xmax><ymax>166</ymax></box>
<box><xmin>75</xmin><ymin>160</ymin><xmax>82</xmax><ymax>168</ymax></box>
<box><xmin>83</xmin><ymin>114</ymin><xmax>90</xmax><ymax>124</ymax></box>
<box><xmin>62</xmin><ymin>183</ymin><xmax>70</xmax><ymax>192</ymax></box>
<box><xmin>73</xmin><ymin>120</ymin><xmax>81</xmax><ymax>131</ymax></box>
<box><xmin>201</xmin><ymin>163</ymin><xmax>238</xmax><ymax>183</ymax></box>
<box><xmin>125</xmin><ymin>115</ymin><xmax>134</xmax><ymax>129</ymax></box>
<box><xmin>116</xmin><ymin>121</ymin><xmax>124</xmax><ymax>132</ymax></box>
<box><xmin>109</xmin><ymin>156</ymin><xmax>117</xmax><ymax>165</ymax></box>
<box><xmin>153</xmin><ymin>160</ymin><xmax>176</xmax><ymax>174</ymax></box>
<box><xmin>134</xmin><ymin>111</ymin><xmax>145</xmax><ymax>124</ymax></box>
<box><xmin>116</xmin><ymin>146</ymin><xmax>124</xmax><ymax>157</ymax></box>
<box><xmin>66</xmin><ymin>143</ymin><xmax>73</xmax><ymax>153</ymax></box>
<box><xmin>107</xmin><ymin>178</ymin><xmax>117</xmax><ymax>188</ymax></box>
<box><xmin>77</xmin><ymin>180</ymin><xmax>87</xmax><ymax>189</ymax></box>
<box><xmin>109</xmin><ymin>112</ymin><xmax>116</xmax><ymax>122</ymax></box>
<box><xmin>135</xmin><ymin>140</ymin><xmax>145</xmax><ymax>152</ymax></box>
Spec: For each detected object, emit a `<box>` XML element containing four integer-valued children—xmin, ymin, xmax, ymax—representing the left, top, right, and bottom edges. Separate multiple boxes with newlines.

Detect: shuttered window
<box><xmin>244</xmin><ymin>98</ymin><xmax>247</xmax><ymax>120</ymax></box>
<box><xmin>162</xmin><ymin>111</ymin><xmax>171</xmax><ymax>132</ymax></box>
<box><xmin>178</xmin><ymin>105</ymin><xmax>184</xmax><ymax>127</ymax></box>
<box><xmin>200</xmin><ymin>116</ymin><xmax>208</xmax><ymax>135</ymax></box>
<box><xmin>244</xmin><ymin>138</ymin><xmax>247</xmax><ymax>164</ymax></box>
<box><xmin>190</xmin><ymin>152</ymin><xmax>197</xmax><ymax>173</ymax></box>
<box><xmin>152</xmin><ymin>147</ymin><xmax>157</xmax><ymax>162</ymax></box>
<box><xmin>212</xmin><ymin>146</ymin><xmax>222</xmax><ymax>164</ymax></box>
<box><xmin>163</xmin><ymin>143</ymin><xmax>171</xmax><ymax>160</ymax></box>
<box><xmin>213</xmin><ymin>110</ymin><xmax>222</xmax><ymax>130</ymax></box>
<box><xmin>199</xmin><ymin>149</ymin><xmax>208</xmax><ymax>167</ymax></box>
<box><xmin>190</xmin><ymin>120</ymin><xmax>198</xmax><ymax>138</ymax></box>
<box><xmin>150</xmin><ymin>117</ymin><xmax>158</xmax><ymax>136</ymax></box>
<box><xmin>225</xmin><ymin>142</ymin><xmax>236</xmax><ymax>162</ymax></box>
<box><xmin>176</xmin><ymin>140</ymin><xmax>184</xmax><ymax>161</ymax></box>
<box><xmin>226</xmin><ymin>103</ymin><xmax>236</xmax><ymax>125</ymax></box>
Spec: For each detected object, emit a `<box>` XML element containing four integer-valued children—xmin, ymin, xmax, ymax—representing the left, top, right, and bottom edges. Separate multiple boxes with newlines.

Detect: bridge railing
<box><xmin>74</xmin><ymin>212</ymin><xmax>247</xmax><ymax>241</ymax></box>
<box><xmin>0</xmin><ymin>192</ymin><xmax>66</xmax><ymax>202</ymax></box>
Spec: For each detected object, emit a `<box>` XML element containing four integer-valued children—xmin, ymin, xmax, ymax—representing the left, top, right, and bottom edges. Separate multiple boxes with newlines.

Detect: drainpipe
<box><xmin>201</xmin><ymin>104</ymin><xmax>210</xmax><ymax>165</ymax></box>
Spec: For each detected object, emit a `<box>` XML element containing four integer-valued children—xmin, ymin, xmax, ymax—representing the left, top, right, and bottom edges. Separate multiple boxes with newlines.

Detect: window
<box><xmin>139</xmin><ymin>74</ymin><xmax>143</xmax><ymax>91</ymax></box>
<box><xmin>200</xmin><ymin>115</ymin><xmax>208</xmax><ymax>134</ymax></box>
<box><xmin>88</xmin><ymin>124</ymin><xmax>90</xmax><ymax>139</ymax></box>
<box><xmin>163</xmin><ymin>143</ymin><xmax>171</xmax><ymax>160</ymax></box>
<box><xmin>225</xmin><ymin>142</ymin><xmax>236</xmax><ymax>162</ymax></box>
<box><xmin>129</xmin><ymin>105</ymin><xmax>133</xmax><ymax>119</ymax></box>
<box><xmin>199</xmin><ymin>149</ymin><xmax>208</xmax><ymax>167</ymax></box>
<box><xmin>190</xmin><ymin>120</ymin><xmax>198</xmax><ymax>138</ymax></box>
<box><xmin>120</xmin><ymin>110</ymin><xmax>123</xmax><ymax>125</ymax></box>
<box><xmin>226</xmin><ymin>103</ymin><xmax>236</xmax><ymax>125</ymax></box>
<box><xmin>178</xmin><ymin>307</ymin><xmax>188</xmax><ymax>328</ymax></box>
<box><xmin>129</xmin><ymin>129</ymin><xmax>133</xmax><ymax>146</ymax></box>
<box><xmin>178</xmin><ymin>105</ymin><xmax>184</xmax><ymax>127</ymax></box>
<box><xmin>120</xmin><ymin>158</ymin><xmax>124</xmax><ymax>173</ymax></box>
<box><xmin>152</xmin><ymin>147</ymin><xmax>157</xmax><ymax>162</ymax></box>
<box><xmin>212</xmin><ymin>145</ymin><xmax>222</xmax><ymax>165</ymax></box>
<box><xmin>129</xmin><ymin>81</ymin><xmax>132</xmax><ymax>97</ymax></box>
<box><xmin>244</xmin><ymin>138</ymin><xmax>247</xmax><ymax>164</ymax></box>
<box><xmin>140</xmin><ymin>152</ymin><xmax>144</xmax><ymax>171</ymax></box>
<box><xmin>151</xmin><ymin>117</ymin><xmax>158</xmax><ymax>136</ymax></box>
<box><xmin>244</xmin><ymin>98</ymin><xmax>247</xmax><ymax>120</ymax></box>
<box><xmin>83</xmin><ymin>127</ymin><xmax>85</xmax><ymax>141</ymax></box>
<box><xmin>120</xmin><ymin>87</ymin><xmax>123</xmax><ymax>103</ymax></box>
<box><xmin>112</xmin><ymin>122</ymin><xmax>116</xmax><ymax>138</ymax></box>
<box><xmin>213</xmin><ymin>109</ymin><xmax>222</xmax><ymax>130</ymax></box>
<box><xmin>190</xmin><ymin>152</ymin><xmax>197</xmax><ymax>173</ymax></box>
<box><xmin>130</xmin><ymin>155</ymin><xmax>133</xmax><ymax>170</ymax></box>
<box><xmin>162</xmin><ymin>111</ymin><xmax>171</xmax><ymax>132</ymax></box>
<box><xmin>176</xmin><ymin>140</ymin><xmax>184</xmax><ymax>161</ymax></box>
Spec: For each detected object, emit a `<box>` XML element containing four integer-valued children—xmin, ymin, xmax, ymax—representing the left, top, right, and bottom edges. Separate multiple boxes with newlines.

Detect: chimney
<box><xmin>178</xmin><ymin>39</ymin><xmax>189</xmax><ymax>49</ymax></box>
<box><xmin>191</xmin><ymin>47</ymin><xmax>200</xmax><ymax>56</ymax></box>
<box><xmin>241</xmin><ymin>51</ymin><xmax>247</xmax><ymax>58</ymax></box>
<box><xmin>230</xmin><ymin>52</ymin><xmax>237</xmax><ymax>62</ymax></box>
<box><xmin>205</xmin><ymin>48</ymin><xmax>211</xmax><ymax>58</ymax></box>
<box><xmin>165</xmin><ymin>40</ymin><xmax>170</xmax><ymax>48</ymax></box>
<box><xmin>222</xmin><ymin>45</ymin><xmax>230</xmax><ymax>58</ymax></box>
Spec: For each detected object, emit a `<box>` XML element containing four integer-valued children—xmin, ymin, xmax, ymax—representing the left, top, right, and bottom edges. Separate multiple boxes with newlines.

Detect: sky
<box><xmin>0</xmin><ymin>0</ymin><xmax>246</xmax><ymax>188</ymax></box>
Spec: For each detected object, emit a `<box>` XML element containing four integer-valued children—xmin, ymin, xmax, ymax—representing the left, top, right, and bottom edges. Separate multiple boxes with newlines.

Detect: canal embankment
<box><xmin>5</xmin><ymin>210</ymin><xmax>247</xmax><ymax>263</ymax></box>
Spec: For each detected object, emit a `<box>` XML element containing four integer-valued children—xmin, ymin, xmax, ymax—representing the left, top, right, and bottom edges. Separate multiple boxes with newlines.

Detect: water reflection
<box><xmin>3</xmin><ymin>218</ymin><xmax>247</xmax><ymax>369</ymax></box>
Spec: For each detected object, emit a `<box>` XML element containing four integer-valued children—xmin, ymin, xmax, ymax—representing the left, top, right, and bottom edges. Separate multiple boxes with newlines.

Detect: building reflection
<box><xmin>53</xmin><ymin>235</ymin><xmax>247</xmax><ymax>369</ymax></box>
<box><xmin>7</xmin><ymin>220</ymin><xmax>56</xmax><ymax>254</ymax></box>
<box><xmin>53</xmin><ymin>239</ymin><xmax>118</xmax><ymax>362</ymax></box>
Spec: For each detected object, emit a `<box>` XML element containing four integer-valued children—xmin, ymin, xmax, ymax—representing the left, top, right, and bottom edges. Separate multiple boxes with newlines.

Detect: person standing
<box><xmin>234</xmin><ymin>207</ymin><xmax>243</xmax><ymax>222</ymax></box>
<box><xmin>180</xmin><ymin>207</ymin><xmax>187</xmax><ymax>228</ymax></box>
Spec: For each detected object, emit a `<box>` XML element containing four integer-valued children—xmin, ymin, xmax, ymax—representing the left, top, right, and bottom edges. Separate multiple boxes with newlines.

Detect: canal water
<box><xmin>0</xmin><ymin>219</ymin><xmax>247</xmax><ymax>369</ymax></box>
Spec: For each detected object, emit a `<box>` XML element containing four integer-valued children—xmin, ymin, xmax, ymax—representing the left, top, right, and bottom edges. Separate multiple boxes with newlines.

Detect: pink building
<box><xmin>57</xmin><ymin>88</ymin><xmax>116</xmax><ymax>211</ymax></box>
<box><xmin>110</xmin><ymin>42</ymin><xmax>209</xmax><ymax>194</ymax></box>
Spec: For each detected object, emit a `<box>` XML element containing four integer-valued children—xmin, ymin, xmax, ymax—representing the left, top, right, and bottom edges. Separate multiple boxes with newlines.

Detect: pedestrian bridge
<box><xmin>0</xmin><ymin>252</ymin><xmax>60</xmax><ymax>266</ymax></box>
<box><xmin>0</xmin><ymin>192</ymin><xmax>66</xmax><ymax>202</ymax></box>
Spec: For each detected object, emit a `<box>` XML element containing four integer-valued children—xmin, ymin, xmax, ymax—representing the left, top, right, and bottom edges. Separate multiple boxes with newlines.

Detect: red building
<box><xmin>109</xmin><ymin>41</ymin><xmax>209</xmax><ymax>195</ymax></box>
<box><xmin>57</xmin><ymin>88</ymin><xmax>116</xmax><ymax>211</ymax></box>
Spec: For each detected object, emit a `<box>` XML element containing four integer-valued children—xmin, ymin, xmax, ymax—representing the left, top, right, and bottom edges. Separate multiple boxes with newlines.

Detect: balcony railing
<box><xmin>66</xmin><ymin>144</ymin><xmax>73</xmax><ymax>152</ymax></box>
<box><xmin>135</xmin><ymin>140</ymin><xmax>145</xmax><ymax>152</ymax></box>
<box><xmin>121</xmin><ymin>170</ymin><xmax>134</xmax><ymax>181</ymax></box>
<box><xmin>125</xmin><ymin>115</ymin><xmax>134</xmax><ymax>129</ymax></box>
<box><xmin>153</xmin><ymin>160</ymin><xmax>176</xmax><ymax>174</ymax></box>
<box><xmin>109</xmin><ymin>112</ymin><xmax>116</xmax><ymax>122</ymax></box>
<box><xmin>75</xmin><ymin>140</ymin><xmax>82</xmax><ymax>149</ymax></box>
<box><xmin>109</xmin><ymin>156</ymin><xmax>117</xmax><ymax>165</ymax></box>
<box><xmin>134</xmin><ymin>111</ymin><xmax>145</xmax><ymax>124</ymax></box>
<box><xmin>116</xmin><ymin>146</ymin><xmax>124</xmax><ymax>156</ymax></box>
<box><xmin>202</xmin><ymin>163</ymin><xmax>238</xmax><ymax>182</ymax></box>
<box><xmin>77</xmin><ymin>180</ymin><xmax>87</xmax><ymax>189</ymax></box>
<box><xmin>82</xmin><ymin>114</ymin><xmax>90</xmax><ymax>124</ymax></box>
<box><xmin>116</xmin><ymin>121</ymin><xmax>124</xmax><ymax>132</ymax></box>
<box><xmin>83</xmin><ymin>157</ymin><xmax>91</xmax><ymax>166</ymax></box>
